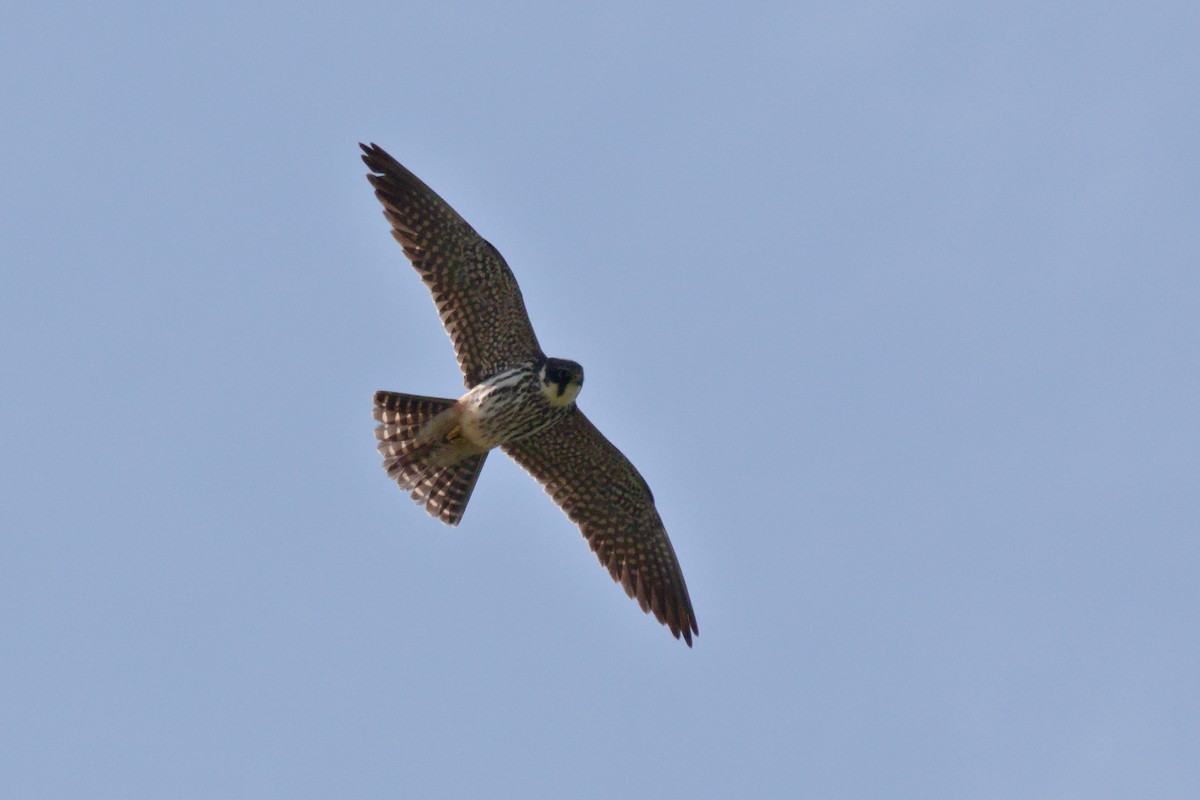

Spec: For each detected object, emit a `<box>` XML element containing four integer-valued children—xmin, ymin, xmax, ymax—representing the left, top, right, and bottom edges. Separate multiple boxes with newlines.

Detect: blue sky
<box><xmin>4</xmin><ymin>2</ymin><xmax>1199</xmax><ymax>797</ymax></box>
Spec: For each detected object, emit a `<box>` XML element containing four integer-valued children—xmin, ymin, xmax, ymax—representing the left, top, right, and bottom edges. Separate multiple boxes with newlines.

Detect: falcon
<box><xmin>362</xmin><ymin>143</ymin><xmax>698</xmax><ymax>645</ymax></box>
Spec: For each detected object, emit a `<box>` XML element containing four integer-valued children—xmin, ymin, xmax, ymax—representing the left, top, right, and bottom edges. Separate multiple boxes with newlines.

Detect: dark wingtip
<box><xmin>360</xmin><ymin>141</ymin><xmax>394</xmax><ymax>172</ymax></box>
<box><xmin>679</xmin><ymin>608</ymin><xmax>698</xmax><ymax>647</ymax></box>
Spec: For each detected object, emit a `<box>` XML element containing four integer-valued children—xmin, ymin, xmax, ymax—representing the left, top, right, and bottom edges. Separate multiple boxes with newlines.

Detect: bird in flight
<box><xmin>361</xmin><ymin>143</ymin><xmax>698</xmax><ymax>645</ymax></box>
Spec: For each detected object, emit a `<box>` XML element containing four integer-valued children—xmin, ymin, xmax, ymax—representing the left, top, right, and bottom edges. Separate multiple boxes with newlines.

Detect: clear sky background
<box><xmin>3</xmin><ymin>2</ymin><xmax>1199</xmax><ymax>798</ymax></box>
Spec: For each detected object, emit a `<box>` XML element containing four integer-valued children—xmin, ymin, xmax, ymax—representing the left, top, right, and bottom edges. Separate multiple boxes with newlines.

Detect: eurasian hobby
<box><xmin>362</xmin><ymin>143</ymin><xmax>697</xmax><ymax>645</ymax></box>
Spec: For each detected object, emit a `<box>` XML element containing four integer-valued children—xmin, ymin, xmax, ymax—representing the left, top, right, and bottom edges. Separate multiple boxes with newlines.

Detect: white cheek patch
<box><xmin>541</xmin><ymin>379</ymin><xmax>581</xmax><ymax>407</ymax></box>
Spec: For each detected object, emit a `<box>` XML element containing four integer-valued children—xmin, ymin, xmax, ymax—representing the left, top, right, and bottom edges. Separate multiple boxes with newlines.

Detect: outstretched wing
<box><xmin>361</xmin><ymin>143</ymin><xmax>544</xmax><ymax>386</ymax></box>
<box><xmin>503</xmin><ymin>408</ymin><xmax>698</xmax><ymax>646</ymax></box>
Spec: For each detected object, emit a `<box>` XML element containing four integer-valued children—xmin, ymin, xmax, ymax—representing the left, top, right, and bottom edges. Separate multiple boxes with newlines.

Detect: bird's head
<box><xmin>539</xmin><ymin>357</ymin><xmax>584</xmax><ymax>407</ymax></box>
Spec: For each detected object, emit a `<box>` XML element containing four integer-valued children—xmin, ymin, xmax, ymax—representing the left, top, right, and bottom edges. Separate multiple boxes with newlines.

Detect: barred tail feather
<box><xmin>409</xmin><ymin>453</ymin><xmax>488</xmax><ymax>525</ymax></box>
<box><xmin>373</xmin><ymin>390</ymin><xmax>457</xmax><ymax>431</ymax></box>
<box><xmin>373</xmin><ymin>390</ymin><xmax>488</xmax><ymax>525</ymax></box>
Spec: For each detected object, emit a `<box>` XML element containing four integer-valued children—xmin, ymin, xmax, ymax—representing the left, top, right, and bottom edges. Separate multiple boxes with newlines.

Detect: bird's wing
<box><xmin>361</xmin><ymin>143</ymin><xmax>543</xmax><ymax>386</ymax></box>
<box><xmin>502</xmin><ymin>407</ymin><xmax>698</xmax><ymax>645</ymax></box>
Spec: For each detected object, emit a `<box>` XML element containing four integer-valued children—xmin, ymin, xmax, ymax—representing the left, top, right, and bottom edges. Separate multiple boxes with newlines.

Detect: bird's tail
<box><xmin>373</xmin><ymin>390</ymin><xmax>489</xmax><ymax>526</ymax></box>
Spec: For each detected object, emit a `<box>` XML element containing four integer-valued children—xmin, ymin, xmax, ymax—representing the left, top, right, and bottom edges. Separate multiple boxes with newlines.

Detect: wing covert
<box><xmin>361</xmin><ymin>143</ymin><xmax>544</xmax><ymax>386</ymax></box>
